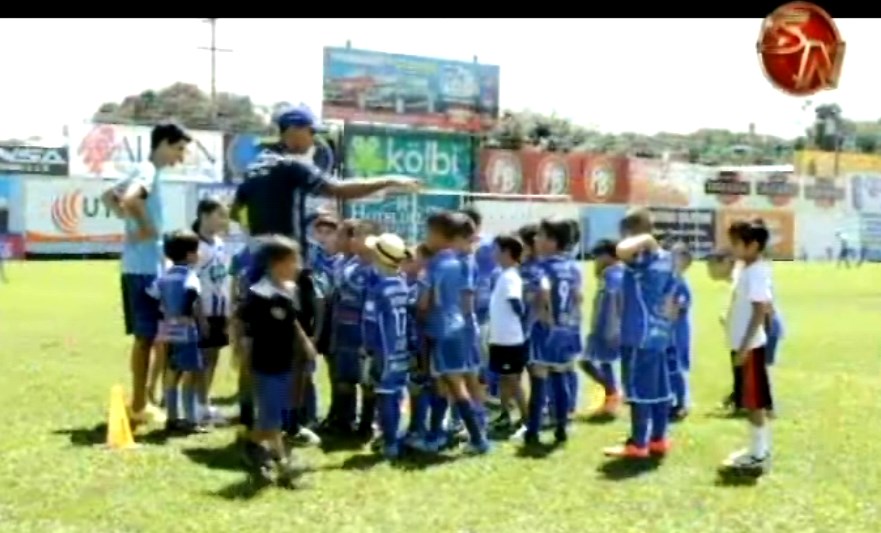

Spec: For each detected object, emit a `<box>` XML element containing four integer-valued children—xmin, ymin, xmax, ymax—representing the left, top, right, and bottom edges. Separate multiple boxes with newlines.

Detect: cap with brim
<box><xmin>275</xmin><ymin>105</ymin><xmax>328</xmax><ymax>133</ymax></box>
<box><xmin>366</xmin><ymin>233</ymin><xmax>408</xmax><ymax>266</ymax></box>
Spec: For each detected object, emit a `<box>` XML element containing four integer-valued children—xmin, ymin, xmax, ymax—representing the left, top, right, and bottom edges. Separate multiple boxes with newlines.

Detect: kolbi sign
<box><xmin>0</xmin><ymin>146</ymin><xmax>69</xmax><ymax>176</ymax></box>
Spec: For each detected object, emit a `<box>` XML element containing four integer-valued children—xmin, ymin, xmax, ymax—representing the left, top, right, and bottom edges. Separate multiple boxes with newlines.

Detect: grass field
<box><xmin>2</xmin><ymin>261</ymin><xmax>881</xmax><ymax>532</ymax></box>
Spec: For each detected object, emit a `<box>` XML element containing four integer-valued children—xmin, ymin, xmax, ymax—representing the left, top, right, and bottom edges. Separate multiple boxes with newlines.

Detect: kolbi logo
<box><xmin>535</xmin><ymin>155</ymin><xmax>569</xmax><ymax>195</ymax></box>
<box><xmin>347</xmin><ymin>134</ymin><xmax>467</xmax><ymax>189</ymax></box>
<box><xmin>483</xmin><ymin>151</ymin><xmax>522</xmax><ymax>194</ymax></box>
<box><xmin>50</xmin><ymin>190</ymin><xmax>112</xmax><ymax>234</ymax></box>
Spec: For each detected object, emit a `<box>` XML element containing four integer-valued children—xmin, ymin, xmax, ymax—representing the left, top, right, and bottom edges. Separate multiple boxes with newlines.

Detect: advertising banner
<box><xmin>794</xmin><ymin>175</ymin><xmax>848</xmax><ymax>213</ymax></box>
<box><xmin>579</xmin><ymin>204</ymin><xmax>628</xmax><ymax>252</ymax></box>
<box><xmin>571</xmin><ymin>154</ymin><xmax>630</xmax><ymax>204</ymax></box>
<box><xmin>859</xmin><ymin>213</ymin><xmax>881</xmax><ymax>262</ymax></box>
<box><xmin>0</xmin><ymin>145</ymin><xmax>69</xmax><ymax>176</ymax></box>
<box><xmin>520</xmin><ymin>151</ymin><xmax>576</xmax><ymax>197</ymax></box>
<box><xmin>23</xmin><ymin>179</ymin><xmax>190</xmax><ymax>254</ymax></box>
<box><xmin>0</xmin><ymin>234</ymin><xmax>24</xmax><ymax>259</ymax></box>
<box><xmin>795</xmin><ymin>211</ymin><xmax>860</xmax><ymax>261</ymax></box>
<box><xmin>478</xmin><ymin>149</ymin><xmax>525</xmax><ymax>195</ymax></box>
<box><xmin>703</xmin><ymin>169</ymin><xmax>754</xmax><ymax>207</ymax></box>
<box><xmin>68</xmin><ymin>123</ymin><xmax>224</xmax><ymax>182</ymax></box>
<box><xmin>716</xmin><ymin>208</ymin><xmax>795</xmax><ymax>260</ymax></box>
<box><xmin>343</xmin><ymin>126</ymin><xmax>472</xmax><ymax>242</ymax></box>
<box><xmin>322</xmin><ymin>47</ymin><xmax>500</xmax><ymax>132</ymax></box>
<box><xmin>629</xmin><ymin>159</ymin><xmax>711</xmax><ymax>208</ymax></box>
<box><xmin>752</xmin><ymin>170</ymin><xmax>800</xmax><ymax>209</ymax></box>
<box><xmin>223</xmin><ymin>133</ymin><xmax>276</xmax><ymax>182</ymax></box>
<box><xmin>794</xmin><ymin>149</ymin><xmax>881</xmax><ymax>178</ymax></box>
<box><xmin>849</xmin><ymin>174</ymin><xmax>881</xmax><ymax>213</ymax></box>
<box><xmin>0</xmin><ymin>176</ymin><xmax>25</xmax><ymax>233</ymax></box>
<box><xmin>649</xmin><ymin>207</ymin><xmax>717</xmax><ymax>258</ymax></box>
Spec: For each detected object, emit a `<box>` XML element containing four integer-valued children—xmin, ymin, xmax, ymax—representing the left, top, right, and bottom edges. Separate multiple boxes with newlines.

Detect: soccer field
<box><xmin>2</xmin><ymin>261</ymin><xmax>880</xmax><ymax>532</ymax></box>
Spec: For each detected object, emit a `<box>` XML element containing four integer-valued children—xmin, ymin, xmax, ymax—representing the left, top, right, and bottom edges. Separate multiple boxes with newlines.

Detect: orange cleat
<box><xmin>601</xmin><ymin>393</ymin><xmax>622</xmax><ymax>414</ymax></box>
<box><xmin>603</xmin><ymin>441</ymin><xmax>650</xmax><ymax>459</ymax></box>
<box><xmin>649</xmin><ymin>438</ymin><xmax>672</xmax><ymax>455</ymax></box>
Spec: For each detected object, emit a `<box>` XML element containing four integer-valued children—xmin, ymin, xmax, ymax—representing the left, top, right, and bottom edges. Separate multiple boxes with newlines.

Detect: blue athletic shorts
<box><xmin>167</xmin><ymin>342</ymin><xmax>203</xmax><ymax>373</ymax></box>
<box><xmin>431</xmin><ymin>336</ymin><xmax>471</xmax><ymax>376</ymax></box>
<box><xmin>254</xmin><ymin>371</ymin><xmax>293</xmax><ymax>431</ymax></box>
<box><xmin>120</xmin><ymin>273</ymin><xmax>160</xmax><ymax>339</ymax></box>
<box><xmin>369</xmin><ymin>351</ymin><xmax>409</xmax><ymax>393</ymax></box>
<box><xmin>624</xmin><ymin>348</ymin><xmax>672</xmax><ymax>404</ymax></box>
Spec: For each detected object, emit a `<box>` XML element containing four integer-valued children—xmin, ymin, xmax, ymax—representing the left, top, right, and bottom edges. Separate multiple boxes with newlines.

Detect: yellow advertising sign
<box><xmin>794</xmin><ymin>150</ymin><xmax>881</xmax><ymax>178</ymax></box>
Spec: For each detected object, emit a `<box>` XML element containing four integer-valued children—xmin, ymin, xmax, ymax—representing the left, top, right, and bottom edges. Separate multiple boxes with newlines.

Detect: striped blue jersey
<box><xmin>197</xmin><ymin>235</ymin><xmax>230</xmax><ymax>316</ymax></box>
<box><xmin>147</xmin><ymin>264</ymin><xmax>201</xmax><ymax>344</ymax></box>
<box><xmin>363</xmin><ymin>274</ymin><xmax>410</xmax><ymax>359</ymax></box>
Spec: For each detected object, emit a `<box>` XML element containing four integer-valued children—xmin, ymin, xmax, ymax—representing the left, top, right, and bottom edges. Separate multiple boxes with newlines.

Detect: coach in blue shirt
<box><xmin>102</xmin><ymin>122</ymin><xmax>191</xmax><ymax>423</ymax></box>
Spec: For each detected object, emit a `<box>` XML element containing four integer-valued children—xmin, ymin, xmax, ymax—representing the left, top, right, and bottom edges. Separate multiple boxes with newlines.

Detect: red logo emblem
<box><xmin>51</xmin><ymin>190</ymin><xmax>83</xmax><ymax>234</ymax></box>
<box><xmin>757</xmin><ymin>2</ymin><xmax>845</xmax><ymax>96</ymax></box>
<box><xmin>535</xmin><ymin>156</ymin><xmax>569</xmax><ymax>195</ymax></box>
<box><xmin>78</xmin><ymin>125</ymin><xmax>117</xmax><ymax>175</ymax></box>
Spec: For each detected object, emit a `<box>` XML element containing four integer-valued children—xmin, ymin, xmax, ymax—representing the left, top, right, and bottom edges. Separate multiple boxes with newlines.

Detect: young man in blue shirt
<box><xmin>604</xmin><ymin>208</ymin><xmax>677</xmax><ymax>459</ymax></box>
<box><xmin>101</xmin><ymin>122</ymin><xmax>191</xmax><ymax>425</ymax></box>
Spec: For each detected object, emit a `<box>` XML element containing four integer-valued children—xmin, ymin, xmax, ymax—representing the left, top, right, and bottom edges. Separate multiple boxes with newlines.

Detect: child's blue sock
<box><xmin>487</xmin><ymin>370</ymin><xmax>500</xmax><ymax>398</ymax></box>
<box><xmin>566</xmin><ymin>370</ymin><xmax>578</xmax><ymax>413</ymax></box>
<box><xmin>450</xmin><ymin>402</ymin><xmax>463</xmax><ymax>427</ymax></box>
<box><xmin>427</xmin><ymin>394</ymin><xmax>448</xmax><ymax>441</ymax></box>
<box><xmin>455</xmin><ymin>399</ymin><xmax>485</xmax><ymax>446</ymax></box>
<box><xmin>650</xmin><ymin>401</ymin><xmax>671</xmax><ymax>441</ymax></box>
<box><xmin>182</xmin><ymin>385</ymin><xmax>198</xmax><ymax>424</ymax></box>
<box><xmin>526</xmin><ymin>375</ymin><xmax>547</xmax><ymax>436</ymax></box>
<box><xmin>165</xmin><ymin>387</ymin><xmax>179</xmax><ymax>421</ymax></box>
<box><xmin>550</xmin><ymin>372</ymin><xmax>570</xmax><ymax>431</ymax></box>
<box><xmin>630</xmin><ymin>403</ymin><xmax>651</xmax><ymax>448</ymax></box>
<box><xmin>670</xmin><ymin>370</ymin><xmax>686</xmax><ymax>409</ymax></box>
<box><xmin>379</xmin><ymin>393</ymin><xmax>401</xmax><ymax>447</ymax></box>
<box><xmin>599</xmin><ymin>362</ymin><xmax>618</xmax><ymax>395</ymax></box>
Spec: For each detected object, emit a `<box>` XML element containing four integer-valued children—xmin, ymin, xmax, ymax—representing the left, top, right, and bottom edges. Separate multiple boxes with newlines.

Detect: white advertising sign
<box><xmin>67</xmin><ymin>123</ymin><xmax>224</xmax><ymax>182</ymax></box>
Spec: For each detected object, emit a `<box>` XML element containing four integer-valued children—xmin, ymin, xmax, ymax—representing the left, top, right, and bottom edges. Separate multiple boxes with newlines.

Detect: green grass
<box><xmin>2</xmin><ymin>261</ymin><xmax>881</xmax><ymax>532</ymax></box>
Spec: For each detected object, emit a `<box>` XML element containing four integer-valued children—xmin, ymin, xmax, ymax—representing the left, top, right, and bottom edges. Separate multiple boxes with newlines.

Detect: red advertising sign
<box><xmin>478</xmin><ymin>149</ymin><xmax>525</xmax><ymax>194</ymax></box>
<box><xmin>521</xmin><ymin>150</ymin><xmax>577</xmax><ymax>197</ymax></box>
<box><xmin>571</xmin><ymin>154</ymin><xmax>631</xmax><ymax>204</ymax></box>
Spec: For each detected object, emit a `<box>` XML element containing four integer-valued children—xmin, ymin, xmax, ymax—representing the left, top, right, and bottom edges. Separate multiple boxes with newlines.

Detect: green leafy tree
<box><xmin>92</xmin><ymin>82</ymin><xmax>275</xmax><ymax>134</ymax></box>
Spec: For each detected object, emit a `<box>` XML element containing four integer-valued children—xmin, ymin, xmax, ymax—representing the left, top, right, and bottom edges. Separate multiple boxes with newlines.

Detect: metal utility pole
<box><xmin>198</xmin><ymin>18</ymin><xmax>233</xmax><ymax>126</ymax></box>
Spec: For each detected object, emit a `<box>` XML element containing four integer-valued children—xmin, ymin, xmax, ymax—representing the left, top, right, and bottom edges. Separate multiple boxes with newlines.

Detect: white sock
<box><xmin>749</xmin><ymin>424</ymin><xmax>763</xmax><ymax>457</ymax></box>
<box><xmin>759</xmin><ymin>425</ymin><xmax>771</xmax><ymax>457</ymax></box>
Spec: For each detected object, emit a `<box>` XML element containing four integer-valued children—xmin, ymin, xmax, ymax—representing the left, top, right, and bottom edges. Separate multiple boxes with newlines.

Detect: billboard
<box><xmin>579</xmin><ymin>204</ymin><xmax>628</xmax><ymax>251</ymax></box>
<box><xmin>796</xmin><ymin>211</ymin><xmax>860</xmax><ymax>261</ymax></box>
<box><xmin>794</xmin><ymin>149</ymin><xmax>881</xmax><ymax>178</ymax></box>
<box><xmin>342</xmin><ymin>126</ymin><xmax>473</xmax><ymax>242</ymax></box>
<box><xmin>520</xmin><ymin>151</ymin><xmax>575</xmax><ymax>196</ymax></box>
<box><xmin>479</xmin><ymin>149</ymin><xmax>525</xmax><ymax>195</ymax></box>
<box><xmin>23</xmin><ymin>179</ymin><xmax>190</xmax><ymax>254</ymax></box>
<box><xmin>571</xmin><ymin>154</ymin><xmax>630</xmax><ymax>204</ymax></box>
<box><xmin>716</xmin><ymin>208</ymin><xmax>795</xmax><ymax>260</ymax></box>
<box><xmin>68</xmin><ymin>123</ymin><xmax>224</xmax><ymax>182</ymax></box>
<box><xmin>322</xmin><ymin>47</ymin><xmax>500</xmax><ymax>132</ymax></box>
<box><xmin>0</xmin><ymin>145</ymin><xmax>69</xmax><ymax>176</ymax></box>
<box><xmin>797</xmin><ymin>175</ymin><xmax>849</xmax><ymax>212</ymax></box>
<box><xmin>648</xmin><ymin>207</ymin><xmax>717</xmax><ymax>258</ymax></box>
<box><xmin>0</xmin><ymin>176</ymin><xmax>25</xmax><ymax>233</ymax></box>
<box><xmin>628</xmin><ymin>159</ymin><xmax>716</xmax><ymax>207</ymax></box>
<box><xmin>849</xmin><ymin>174</ymin><xmax>881</xmax><ymax>213</ymax></box>
<box><xmin>859</xmin><ymin>213</ymin><xmax>881</xmax><ymax>261</ymax></box>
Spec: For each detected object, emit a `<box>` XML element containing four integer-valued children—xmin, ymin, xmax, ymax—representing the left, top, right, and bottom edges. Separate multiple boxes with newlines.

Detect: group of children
<box><xmin>145</xmin><ymin>200</ymin><xmax>783</xmax><ymax>486</ymax></box>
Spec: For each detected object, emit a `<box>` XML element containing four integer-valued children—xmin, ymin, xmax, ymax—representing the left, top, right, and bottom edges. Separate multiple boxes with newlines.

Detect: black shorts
<box><xmin>488</xmin><ymin>343</ymin><xmax>527</xmax><ymax>375</ymax></box>
<box><xmin>736</xmin><ymin>346</ymin><xmax>773</xmax><ymax>411</ymax></box>
<box><xmin>199</xmin><ymin>317</ymin><xmax>229</xmax><ymax>349</ymax></box>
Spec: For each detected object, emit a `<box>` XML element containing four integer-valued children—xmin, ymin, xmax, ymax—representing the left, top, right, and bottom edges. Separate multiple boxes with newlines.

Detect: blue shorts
<box><xmin>431</xmin><ymin>336</ymin><xmax>472</xmax><ymax>376</ymax></box>
<box><xmin>167</xmin><ymin>342</ymin><xmax>203</xmax><ymax>373</ymax></box>
<box><xmin>332</xmin><ymin>323</ymin><xmax>363</xmax><ymax>384</ymax></box>
<box><xmin>369</xmin><ymin>351</ymin><xmax>409</xmax><ymax>393</ymax></box>
<box><xmin>623</xmin><ymin>348</ymin><xmax>672</xmax><ymax>404</ymax></box>
<box><xmin>530</xmin><ymin>327</ymin><xmax>577</xmax><ymax>369</ymax></box>
<box><xmin>120</xmin><ymin>274</ymin><xmax>160</xmax><ymax>339</ymax></box>
<box><xmin>254</xmin><ymin>371</ymin><xmax>293</xmax><ymax>431</ymax></box>
<box><xmin>465</xmin><ymin>327</ymin><xmax>482</xmax><ymax>370</ymax></box>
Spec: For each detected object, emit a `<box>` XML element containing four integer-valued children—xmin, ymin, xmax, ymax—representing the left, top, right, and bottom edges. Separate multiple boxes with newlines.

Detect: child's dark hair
<box><xmin>620</xmin><ymin>207</ymin><xmax>653</xmax><ymax>234</ymax></box>
<box><xmin>539</xmin><ymin>216</ymin><xmax>574</xmax><ymax>251</ymax></box>
<box><xmin>457</xmin><ymin>216</ymin><xmax>476</xmax><ymax>240</ymax></box>
<box><xmin>260</xmin><ymin>235</ymin><xmax>301</xmax><ymax>267</ymax></box>
<box><xmin>164</xmin><ymin>229</ymin><xmax>200</xmax><ymax>263</ymax></box>
<box><xmin>192</xmin><ymin>197</ymin><xmax>224</xmax><ymax>233</ymax></box>
<box><xmin>150</xmin><ymin>121</ymin><xmax>191</xmax><ymax>152</ymax></box>
<box><xmin>427</xmin><ymin>210</ymin><xmax>470</xmax><ymax>240</ymax></box>
<box><xmin>415</xmin><ymin>242</ymin><xmax>434</xmax><ymax>259</ymax></box>
<box><xmin>590</xmin><ymin>238</ymin><xmax>618</xmax><ymax>259</ymax></box>
<box><xmin>355</xmin><ymin>219</ymin><xmax>382</xmax><ymax>236</ymax></box>
<box><xmin>494</xmin><ymin>234</ymin><xmax>523</xmax><ymax>262</ymax></box>
<box><xmin>517</xmin><ymin>223</ymin><xmax>539</xmax><ymax>249</ymax></box>
<box><xmin>459</xmin><ymin>206</ymin><xmax>483</xmax><ymax>229</ymax></box>
<box><xmin>727</xmin><ymin>219</ymin><xmax>770</xmax><ymax>251</ymax></box>
<box><xmin>566</xmin><ymin>219</ymin><xmax>581</xmax><ymax>250</ymax></box>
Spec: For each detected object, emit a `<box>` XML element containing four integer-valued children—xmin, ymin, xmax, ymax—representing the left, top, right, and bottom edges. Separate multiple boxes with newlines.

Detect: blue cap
<box><xmin>275</xmin><ymin>105</ymin><xmax>327</xmax><ymax>133</ymax></box>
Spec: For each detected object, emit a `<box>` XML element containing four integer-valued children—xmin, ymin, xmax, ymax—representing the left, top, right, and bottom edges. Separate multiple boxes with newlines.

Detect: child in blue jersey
<box><xmin>402</xmin><ymin>244</ymin><xmax>432</xmax><ymax>446</ymax></box>
<box><xmin>147</xmin><ymin>230</ymin><xmax>207</xmax><ymax>434</ymax></box>
<box><xmin>523</xmin><ymin>217</ymin><xmax>582</xmax><ymax>446</ymax></box>
<box><xmin>336</xmin><ymin>220</ymin><xmax>380</xmax><ymax>438</ymax></box>
<box><xmin>668</xmin><ymin>244</ymin><xmax>693</xmax><ymax>421</ymax></box>
<box><xmin>604</xmin><ymin>208</ymin><xmax>677</xmax><ymax>459</ymax></box>
<box><xmin>362</xmin><ymin>233</ymin><xmax>412</xmax><ymax>459</ymax></box>
<box><xmin>559</xmin><ymin>218</ymin><xmax>582</xmax><ymax>417</ymax></box>
<box><xmin>422</xmin><ymin>211</ymin><xmax>490</xmax><ymax>454</ymax></box>
<box><xmin>580</xmin><ymin>239</ymin><xmax>623</xmax><ymax>418</ymax></box>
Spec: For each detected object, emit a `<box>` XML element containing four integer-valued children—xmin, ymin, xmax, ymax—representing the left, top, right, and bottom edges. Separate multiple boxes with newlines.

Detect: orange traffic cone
<box><xmin>106</xmin><ymin>385</ymin><xmax>137</xmax><ymax>450</ymax></box>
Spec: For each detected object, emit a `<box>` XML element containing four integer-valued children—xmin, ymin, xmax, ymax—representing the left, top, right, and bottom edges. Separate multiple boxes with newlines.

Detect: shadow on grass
<box><xmin>575</xmin><ymin>412</ymin><xmax>617</xmax><ymax>425</ymax></box>
<box><xmin>318</xmin><ymin>434</ymin><xmax>370</xmax><ymax>454</ymax></box>
<box><xmin>210</xmin><ymin>394</ymin><xmax>239</xmax><ymax>407</ymax></box>
<box><xmin>714</xmin><ymin>466</ymin><xmax>762</xmax><ymax>487</ymax></box>
<box><xmin>182</xmin><ymin>442</ymin><xmax>245</xmax><ymax>472</ymax></box>
<box><xmin>209</xmin><ymin>476</ymin><xmax>273</xmax><ymax>500</ymax></box>
<box><xmin>514</xmin><ymin>441</ymin><xmax>563</xmax><ymax>460</ymax></box>
<box><xmin>597</xmin><ymin>456</ymin><xmax>663</xmax><ymax>480</ymax></box>
<box><xmin>53</xmin><ymin>424</ymin><xmax>107</xmax><ymax>447</ymax></box>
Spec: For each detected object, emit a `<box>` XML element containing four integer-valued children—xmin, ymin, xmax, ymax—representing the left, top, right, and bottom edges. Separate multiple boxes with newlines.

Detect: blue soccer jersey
<box><xmin>532</xmin><ymin>254</ymin><xmax>583</xmax><ymax>366</ymax></box>
<box><xmin>364</xmin><ymin>274</ymin><xmax>411</xmax><ymax>392</ymax></box>
<box><xmin>588</xmin><ymin>262</ymin><xmax>623</xmax><ymax>361</ymax></box>
<box><xmin>148</xmin><ymin>264</ymin><xmax>201</xmax><ymax>345</ymax></box>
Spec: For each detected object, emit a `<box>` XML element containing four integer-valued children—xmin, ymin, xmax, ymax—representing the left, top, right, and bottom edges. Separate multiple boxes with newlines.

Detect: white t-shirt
<box><xmin>727</xmin><ymin>260</ymin><xmax>772</xmax><ymax>350</ymax></box>
<box><xmin>489</xmin><ymin>266</ymin><xmax>525</xmax><ymax>345</ymax></box>
<box><xmin>197</xmin><ymin>235</ymin><xmax>231</xmax><ymax>316</ymax></box>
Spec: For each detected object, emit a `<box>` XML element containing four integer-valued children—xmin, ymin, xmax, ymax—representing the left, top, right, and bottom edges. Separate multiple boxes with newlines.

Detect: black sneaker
<box><xmin>523</xmin><ymin>432</ymin><xmax>541</xmax><ymax>447</ymax></box>
<box><xmin>490</xmin><ymin>412</ymin><xmax>513</xmax><ymax>432</ymax></box>
<box><xmin>553</xmin><ymin>427</ymin><xmax>568</xmax><ymax>445</ymax></box>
